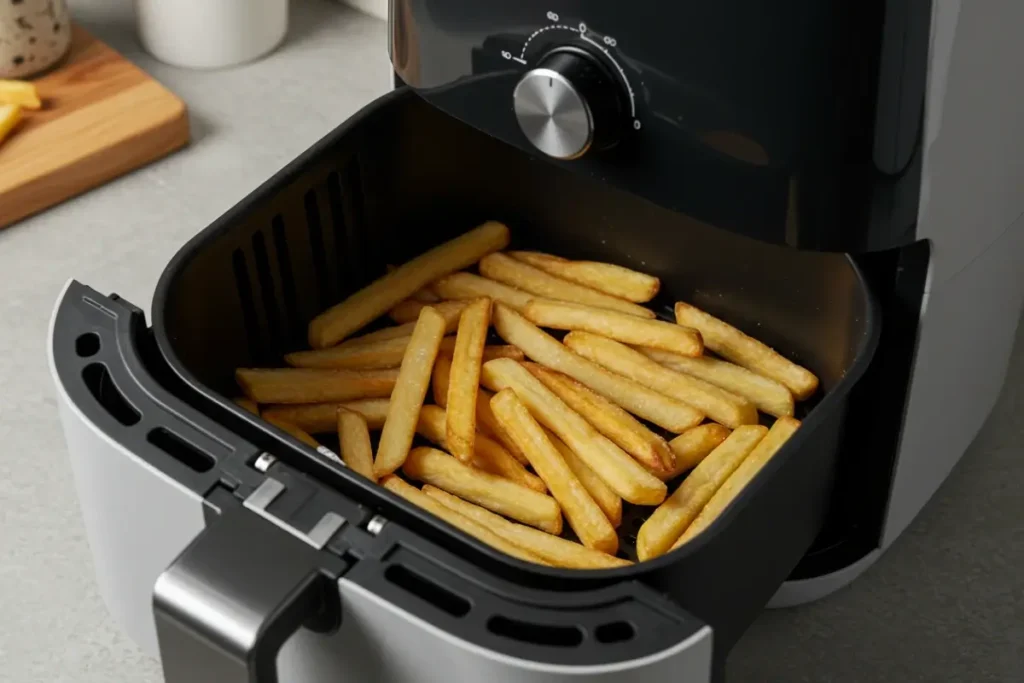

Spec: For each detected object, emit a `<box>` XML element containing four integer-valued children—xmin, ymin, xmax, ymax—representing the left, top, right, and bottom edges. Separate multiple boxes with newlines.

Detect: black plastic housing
<box><xmin>390</xmin><ymin>0</ymin><xmax>933</xmax><ymax>253</ymax></box>
<box><xmin>151</xmin><ymin>88</ymin><xmax>880</xmax><ymax>658</ymax></box>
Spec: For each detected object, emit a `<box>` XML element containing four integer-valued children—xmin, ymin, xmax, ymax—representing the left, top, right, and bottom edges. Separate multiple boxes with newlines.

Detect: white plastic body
<box><xmin>340</xmin><ymin>0</ymin><xmax>390</xmax><ymax>22</ymax></box>
<box><xmin>134</xmin><ymin>0</ymin><xmax>289</xmax><ymax>70</ymax></box>
<box><xmin>772</xmin><ymin>0</ymin><xmax>1024</xmax><ymax>607</ymax></box>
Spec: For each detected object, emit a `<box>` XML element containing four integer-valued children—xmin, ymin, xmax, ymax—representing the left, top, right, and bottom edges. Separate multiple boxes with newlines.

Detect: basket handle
<box><xmin>153</xmin><ymin>499</ymin><xmax>341</xmax><ymax>683</ymax></box>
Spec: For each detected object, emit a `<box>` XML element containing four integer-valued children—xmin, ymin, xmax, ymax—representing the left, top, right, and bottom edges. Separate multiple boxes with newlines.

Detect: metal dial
<box><xmin>513</xmin><ymin>47</ymin><xmax>626</xmax><ymax>160</ymax></box>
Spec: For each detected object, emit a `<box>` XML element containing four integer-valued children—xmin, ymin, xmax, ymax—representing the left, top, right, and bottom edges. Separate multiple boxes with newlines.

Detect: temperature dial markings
<box><xmin>579</xmin><ymin>34</ymin><xmax>636</xmax><ymax>119</ymax></box>
<box><xmin>519</xmin><ymin>24</ymin><xmax>580</xmax><ymax>60</ymax></box>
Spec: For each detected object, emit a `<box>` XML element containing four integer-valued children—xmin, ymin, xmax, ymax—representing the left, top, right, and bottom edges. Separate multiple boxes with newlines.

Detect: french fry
<box><xmin>402</xmin><ymin>446</ymin><xmax>563</xmax><ymax>534</ymax></box>
<box><xmin>636</xmin><ymin>425</ymin><xmax>767</xmax><ymax>561</ymax></box>
<box><xmin>374</xmin><ymin>307</ymin><xmax>447</xmax><ymax>477</ymax></box>
<box><xmin>0</xmin><ymin>104</ymin><xmax>20</xmax><ymax>146</ymax></box>
<box><xmin>491</xmin><ymin>304</ymin><xmax>703</xmax><ymax>432</ymax></box>
<box><xmin>543</xmin><ymin>427</ymin><xmax>622</xmax><ymax>527</ymax></box>
<box><xmin>524</xmin><ymin>363</ymin><xmax>674</xmax><ymax>474</ymax></box>
<box><xmin>674</xmin><ymin>302</ymin><xmax>819</xmax><ymax>400</ymax></box>
<box><xmin>416</xmin><ymin>406</ymin><xmax>546</xmax><ymax>493</ymax></box>
<box><xmin>490</xmin><ymin>389</ymin><xmax>618</xmax><ymax>554</ymax></box>
<box><xmin>308</xmin><ymin>221</ymin><xmax>509</xmax><ymax>347</ymax></box>
<box><xmin>261</xmin><ymin>399</ymin><xmax>390</xmax><ymax>433</ymax></box>
<box><xmin>336</xmin><ymin>324</ymin><xmax>418</xmax><ymax>347</ymax></box>
<box><xmin>431</xmin><ymin>272</ymin><xmax>535</xmax><ymax>312</ymax></box>
<box><xmin>660</xmin><ymin>423</ymin><xmax>733</xmax><ymax>480</ymax></box>
<box><xmin>286</xmin><ymin>335</ymin><xmax>411</xmax><ymax>370</ymax></box>
<box><xmin>638</xmin><ymin>347</ymin><xmax>795</xmax><ymax>418</ymax></box>
<box><xmin>673</xmin><ymin>417</ymin><xmax>801</xmax><ymax>549</ymax></box>
<box><xmin>479</xmin><ymin>252</ymin><xmax>655</xmax><ymax>319</ymax></box>
<box><xmin>446</xmin><ymin>298</ymin><xmax>491</xmax><ymax>463</ymax></box>
<box><xmin>439</xmin><ymin>338</ymin><xmax>524</xmax><ymax>361</ymax></box>
<box><xmin>563</xmin><ymin>332</ymin><xmax>758</xmax><ymax>429</ymax></box>
<box><xmin>0</xmin><ymin>80</ymin><xmax>42</xmax><ymax>110</ymax></box>
<box><xmin>524</xmin><ymin>300</ymin><xmax>702</xmax><ymax>357</ymax></box>
<box><xmin>508</xmin><ymin>251</ymin><xmax>660</xmax><ymax>303</ymax></box>
<box><xmin>338</xmin><ymin>410</ymin><xmax>376</xmax><ymax>482</ymax></box>
<box><xmin>432</xmin><ymin>355</ymin><xmax>523</xmax><ymax>459</ymax></box>
<box><xmin>234</xmin><ymin>397</ymin><xmax>260</xmax><ymax>415</ymax></box>
<box><xmin>381</xmin><ymin>476</ymin><xmax>548</xmax><ymax>566</ymax></box>
<box><xmin>388</xmin><ymin>299</ymin><xmax>469</xmax><ymax>326</ymax></box>
<box><xmin>236</xmin><ymin>367</ymin><xmax>398</xmax><ymax>404</ymax></box>
<box><xmin>424</xmin><ymin>486</ymin><xmax>631</xmax><ymax>569</ymax></box>
<box><xmin>481</xmin><ymin>358</ymin><xmax>667</xmax><ymax>505</ymax></box>
<box><xmin>263</xmin><ymin>415</ymin><xmax>323</xmax><ymax>449</ymax></box>
<box><xmin>285</xmin><ymin>336</ymin><xmax>522</xmax><ymax>371</ymax></box>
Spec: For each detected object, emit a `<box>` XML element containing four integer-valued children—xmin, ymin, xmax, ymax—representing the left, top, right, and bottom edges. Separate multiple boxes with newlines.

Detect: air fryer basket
<box><xmin>154</xmin><ymin>88</ymin><xmax>879</xmax><ymax>654</ymax></box>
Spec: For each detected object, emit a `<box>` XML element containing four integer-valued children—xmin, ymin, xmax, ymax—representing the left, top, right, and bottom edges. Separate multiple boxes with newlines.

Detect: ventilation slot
<box><xmin>272</xmin><ymin>215</ymin><xmax>302</xmax><ymax>346</ymax></box>
<box><xmin>305</xmin><ymin>190</ymin><xmax>332</xmax><ymax>313</ymax></box>
<box><xmin>82</xmin><ymin>363</ymin><xmax>140</xmax><ymax>426</ymax></box>
<box><xmin>75</xmin><ymin>332</ymin><xmax>100</xmax><ymax>357</ymax></box>
<box><xmin>251</xmin><ymin>230</ymin><xmax>283</xmax><ymax>357</ymax></box>
<box><xmin>148</xmin><ymin>427</ymin><xmax>215</xmax><ymax>473</ymax></box>
<box><xmin>232</xmin><ymin>249</ymin><xmax>262</xmax><ymax>365</ymax></box>
<box><xmin>595</xmin><ymin>620</ymin><xmax>636</xmax><ymax>644</ymax></box>
<box><xmin>487</xmin><ymin>616</ymin><xmax>584</xmax><ymax>648</ymax></box>
<box><xmin>327</xmin><ymin>170</ymin><xmax>356</xmax><ymax>298</ymax></box>
<box><xmin>384</xmin><ymin>564</ymin><xmax>471</xmax><ymax>617</ymax></box>
<box><xmin>346</xmin><ymin>161</ymin><xmax>370</xmax><ymax>284</ymax></box>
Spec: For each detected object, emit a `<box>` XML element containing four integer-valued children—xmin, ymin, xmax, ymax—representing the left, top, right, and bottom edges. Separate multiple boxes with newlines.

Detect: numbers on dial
<box><xmin>603</xmin><ymin>35</ymin><xmax>617</xmax><ymax>47</ymax></box>
<box><xmin>633</xmin><ymin>120</ymin><xmax>642</xmax><ymax>130</ymax></box>
<box><xmin>546</xmin><ymin>11</ymin><xmax>559</xmax><ymax>21</ymax></box>
<box><xmin>578</xmin><ymin>22</ymin><xmax>588</xmax><ymax>33</ymax></box>
<box><xmin>501</xmin><ymin>50</ymin><xmax>512</xmax><ymax>60</ymax></box>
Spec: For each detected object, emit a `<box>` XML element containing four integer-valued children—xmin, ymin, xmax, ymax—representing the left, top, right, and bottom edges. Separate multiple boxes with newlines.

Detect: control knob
<box><xmin>513</xmin><ymin>47</ymin><xmax>627</xmax><ymax>160</ymax></box>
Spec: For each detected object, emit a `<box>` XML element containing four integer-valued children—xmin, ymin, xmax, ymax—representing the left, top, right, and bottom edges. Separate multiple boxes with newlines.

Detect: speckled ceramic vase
<box><xmin>0</xmin><ymin>0</ymin><xmax>72</xmax><ymax>79</ymax></box>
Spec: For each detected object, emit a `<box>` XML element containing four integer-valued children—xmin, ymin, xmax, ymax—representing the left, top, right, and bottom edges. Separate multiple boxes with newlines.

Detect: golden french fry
<box><xmin>338</xmin><ymin>410</ymin><xmax>376</xmax><ymax>482</ymax></box>
<box><xmin>236</xmin><ymin>367</ymin><xmax>398</xmax><ymax>404</ymax></box>
<box><xmin>524</xmin><ymin>300</ymin><xmax>702</xmax><ymax>357</ymax></box>
<box><xmin>636</xmin><ymin>425</ymin><xmax>767</xmax><ymax>561</ymax></box>
<box><xmin>438</xmin><ymin>337</ymin><xmax>525</xmax><ymax>362</ymax></box>
<box><xmin>286</xmin><ymin>335</ymin><xmax>410</xmax><ymax>370</ymax></box>
<box><xmin>234</xmin><ymin>397</ymin><xmax>259</xmax><ymax>415</ymax></box>
<box><xmin>431</xmin><ymin>355</ymin><xmax>520</xmax><ymax>456</ymax></box>
<box><xmin>308</xmin><ymin>221</ymin><xmax>509</xmax><ymax>347</ymax></box>
<box><xmin>638</xmin><ymin>346</ymin><xmax>795</xmax><ymax>418</ymax></box>
<box><xmin>491</xmin><ymin>304</ymin><xmax>703</xmax><ymax>432</ymax></box>
<box><xmin>423</xmin><ymin>486</ymin><xmax>631</xmax><ymax>569</ymax></box>
<box><xmin>337</xmin><ymin>324</ymin><xmax>416</xmax><ymax>347</ymax></box>
<box><xmin>263</xmin><ymin>415</ymin><xmax>323</xmax><ymax>449</ymax></box>
<box><xmin>661</xmin><ymin>423</ymin><xmax>733</xmax><ymax>480</ymax></box>
<box><xmin>481</xmin><ymin>358</ymin><xmax>667</xmax><ymax>505</ymax></box>
<box><xmin>431</xmin><ymin>272</ymin><xmax>535</xmax><ymax>312</ymax></box>
<box><xmin>387</xmin><ymin>264</ymin><xmax>440</xmax><ymax>302</ymax></box>
<box><xmin>524</xmin><ymin>363</ymin><xmax>674</xmax><ymax>474</ymax></box>
<box><xmin>674</xmin><ymin>417</ymin><xmax>801</xmax><ymax>548</ymax></box>
<box><xmin>0</xmin><ymin>80</ymin><xmax>42</xmax><ymax>110</ymax></box>
<box><xmin>674</xmin><ymin>302</ymin><xmax>819</xmax><ymax>400</ymax></box>
<box><xmin>543</xmin><ymin>427</ymin><xmax>622</xmax><ymax>528</ymax></box>
<box><xmin>388</xmin><ymin>299</ymin><xmax>469</xmax><ymax>326</ymax></box>
<box><xmin>490</xmin><ymin>389</ymin><xmax>617</xmax><ymax>554</ymax></box>
<box><xmin>261</xmin><ymin>399</ymin><xmax>390</xmax><ymax>434</ymax></box>
<box><xmin>508</xmin><ymin>251</ymin><xmax>660</xmax><ymax>303</ymax></box>
<box><xmin>563</xmin><ymin>332</ymin><xmax>758</xmax><ymax>429</ymax></box>
<box><xmin>479</xmin><ymin>253</ymin><xmax>655</xmax><ymax>319</ymax></box>
<box><xmin>374</xmin><ymin>307</ymin><xmax>447</xmax><ymax>477</ymax></box>
<box><xmin>381</xmin><ymin>476</ymin><xmax>548</xmax><ymax>566</ymax></box>
<box><xmin>402</xmin><ymin>446</ymin><xmax>563</xmax><ymax>534</ymax></box>
<box><xmin>416</xmin><ymin>406</ymin><xmax>546</xmax><ymax>493</ymax></box>
<box><xmin>446</xmin><ymin>298</ymin><xmax>492</xmax><ymax>463</ymax></box>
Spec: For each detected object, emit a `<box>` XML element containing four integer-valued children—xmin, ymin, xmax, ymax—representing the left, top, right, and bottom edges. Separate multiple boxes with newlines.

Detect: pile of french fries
<box><xmin>234</xmin><ymin>220</ymin><xmax>819</xmax><ymax>569</ymax></box>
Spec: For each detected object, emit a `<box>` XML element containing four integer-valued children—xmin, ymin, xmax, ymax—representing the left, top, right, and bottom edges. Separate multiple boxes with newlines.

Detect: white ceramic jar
<box><xmin>135</xmin><ymin>0</ymin><xmax>289</xmax><ymax>70</ymax></box>
<box><xmin>0</xmin><ymin>0</ymin><xmax>72</xmax><ymax>79</ymax></box>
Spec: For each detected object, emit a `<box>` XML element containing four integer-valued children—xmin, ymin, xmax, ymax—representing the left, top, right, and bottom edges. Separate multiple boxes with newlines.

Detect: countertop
<box><xmin>0</xmin><ymin>1</ymin><xmax>1021</xmax><ymax>681</ymax></box>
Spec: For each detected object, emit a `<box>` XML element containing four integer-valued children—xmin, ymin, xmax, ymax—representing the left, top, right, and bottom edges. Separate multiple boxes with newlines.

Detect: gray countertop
<box><xmin>1</xmin><ymin>1</ymin><xmax>1020</xmax><ymax>681</ymax></box>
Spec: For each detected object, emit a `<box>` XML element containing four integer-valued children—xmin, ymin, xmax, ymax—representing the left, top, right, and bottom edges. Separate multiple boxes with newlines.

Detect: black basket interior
<box><xmin>153</xmin><ymin>88</ymin><xmax>878</xmax><ymax>650</ymax></box>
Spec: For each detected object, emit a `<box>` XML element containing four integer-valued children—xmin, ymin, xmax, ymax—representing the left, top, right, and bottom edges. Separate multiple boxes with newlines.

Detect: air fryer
<box><xmin>49</xmin><ymin>1</ymin><xmax>1024</xmax><ymax>682</ymax></box>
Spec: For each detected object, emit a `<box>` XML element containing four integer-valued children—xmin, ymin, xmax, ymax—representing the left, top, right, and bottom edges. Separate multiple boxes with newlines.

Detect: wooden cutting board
<box><xmin>0</xmin><ymin>25</ymin><xmax>189</xmax><ymax>229</ymax></box>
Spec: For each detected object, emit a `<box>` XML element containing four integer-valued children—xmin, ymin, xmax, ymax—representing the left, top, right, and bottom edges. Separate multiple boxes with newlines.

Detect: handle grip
<box><xmin>153</xmin><ymin>501</ymin><xmax>342</xmax><ymax>683</ymax></box>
